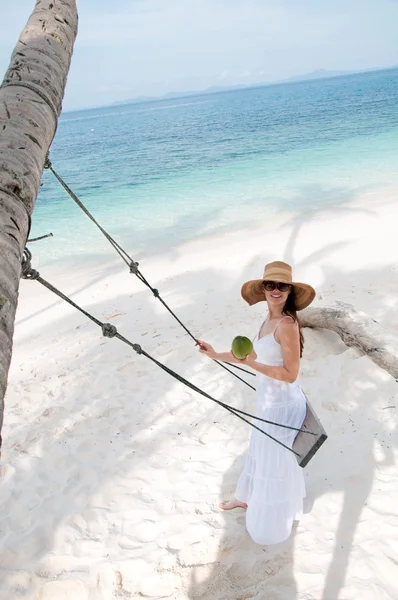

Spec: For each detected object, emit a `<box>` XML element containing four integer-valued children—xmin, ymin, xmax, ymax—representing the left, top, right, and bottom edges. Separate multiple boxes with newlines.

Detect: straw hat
<box><xmin>241</xmin><ymin>261</ymin><xmax>315</xmax><ymax>311</ymax></box>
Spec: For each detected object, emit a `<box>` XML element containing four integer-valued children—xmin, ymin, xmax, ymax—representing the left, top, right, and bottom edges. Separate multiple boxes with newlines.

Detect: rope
<box><xmin>1</xmin><ymin>81</ymin><xmax>58</xmax><ymax>122</ymax></box>
<box><xmin>27</xmin><ymin>233</ymin><xmax>53</xmax><ymax>243</ymax></box>
<box><xmin>43</xmin><ymin>156</ymin><xmax>256</xmax><ymax>388</ymax></box>
<box><xmin>21</xmin><ymin>249</ymin><xmax>316</xmax><ymax>452</ymax></box>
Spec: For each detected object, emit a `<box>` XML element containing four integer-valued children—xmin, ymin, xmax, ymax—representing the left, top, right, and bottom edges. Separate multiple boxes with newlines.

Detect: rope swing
<box><xmin>22</xmin><ymin>156</ymin><xmax>322</xmax><ymax>461</ymax></box>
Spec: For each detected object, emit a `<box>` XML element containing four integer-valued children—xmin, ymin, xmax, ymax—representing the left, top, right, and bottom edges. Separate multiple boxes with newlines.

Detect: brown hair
<box><xmin>282</xmin><ymin>288</ymin><xmax>304</xmax><ymax>357</ymax></box>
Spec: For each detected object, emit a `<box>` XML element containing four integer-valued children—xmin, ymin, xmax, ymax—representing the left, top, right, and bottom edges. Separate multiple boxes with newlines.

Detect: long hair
<box><xmin>282</xmin><ymin>288</ymin><xmax>304</xmax><ymax>357</ymax></box>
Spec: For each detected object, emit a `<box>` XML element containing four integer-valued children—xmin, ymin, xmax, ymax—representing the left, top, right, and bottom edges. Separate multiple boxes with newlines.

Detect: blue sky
<box><xmin>1</xmin><ymin>0</ymin><xmax>398</xmax><ymax>110</ymax></box>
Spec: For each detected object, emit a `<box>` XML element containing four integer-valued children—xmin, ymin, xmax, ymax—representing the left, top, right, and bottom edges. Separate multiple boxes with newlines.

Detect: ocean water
<box><xmin>30</xmin><ymin>68</ymin><xmax>398</xmax><ymax>268</ymax></box>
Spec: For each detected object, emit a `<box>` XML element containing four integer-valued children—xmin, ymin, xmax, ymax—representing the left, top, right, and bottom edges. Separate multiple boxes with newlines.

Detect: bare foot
<box><xmin>219</xmin><ymin>499</ymin><xmax>248</xmax><ymax>511</ymax></box>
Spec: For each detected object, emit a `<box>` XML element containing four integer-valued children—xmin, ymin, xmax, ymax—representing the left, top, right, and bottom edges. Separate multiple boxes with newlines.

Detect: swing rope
<box><xmin>44</xmin><ymin>156</ymin><xmax>256</xmax><ymax>391</ymax></box>
<box><xmin>27</xmin><ymin>232</ymin><xmax>53</xmax><ymax>243</ymax></box>
<box><xmin>21</xmin><ymin>249</ymin><xmax>316</xmax><ymax>452</ymax></box>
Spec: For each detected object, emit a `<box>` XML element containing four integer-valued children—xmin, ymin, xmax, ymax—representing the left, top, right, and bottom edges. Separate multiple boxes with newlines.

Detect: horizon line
<box><xmin>62</xmin><ymin>64</ymin><xmax>398</xmax><ymax>114</ymax></box>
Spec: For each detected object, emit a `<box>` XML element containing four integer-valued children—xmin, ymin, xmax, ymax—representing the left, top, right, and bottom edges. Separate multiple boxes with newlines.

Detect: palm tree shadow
<box><xmin>301</xmin><ymin>298</ymin><xmax>397</xmax><ymax>600</ymax></box>
<box><xmin>303</xmin><ymin>355</ymin><xmax>397</xmax><ymax>600</ymax></box>
<box><xmin>277</xmin><ymin>184</ymin><xmax>376</xmax><ymax>266</ymax></box>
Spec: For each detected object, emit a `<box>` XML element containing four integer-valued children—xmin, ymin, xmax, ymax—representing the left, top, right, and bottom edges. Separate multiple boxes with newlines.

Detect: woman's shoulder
<box><xmin>278</xmin><ymin>315</ymin><xmax>298</xmax><ymax>334</ymax></box>
<box><xmin>280</xmin><ymin>315</ymin><xmax>296</xmax><ymax>325</ymax></box>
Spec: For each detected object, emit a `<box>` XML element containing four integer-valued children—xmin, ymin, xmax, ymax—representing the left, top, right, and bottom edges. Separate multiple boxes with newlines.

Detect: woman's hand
<box><xmin>239</xmin><ymin>349</ymin><xmax>257</xmax><ymax>366</ymax></box>
<box><xmin>196</xmin><ymin>340</ymin><xmax>218</xmax><ymax>360</ymax></box>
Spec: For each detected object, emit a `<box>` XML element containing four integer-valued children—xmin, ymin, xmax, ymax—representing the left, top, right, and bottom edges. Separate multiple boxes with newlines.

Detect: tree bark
<box><xmin>301</xmin><ymin>301</ymin><xmax>398</xmax><ymax>381</ymax></box>
<box><xmin>0</xmin><ymin>1</ymin><xmax>78</xmax><ymax>450</ymax></box>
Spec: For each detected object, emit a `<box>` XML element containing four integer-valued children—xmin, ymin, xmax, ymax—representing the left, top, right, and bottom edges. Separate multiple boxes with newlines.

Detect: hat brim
<box><xmin>241</xmin><ymin>279</ymin><xmax>315</xmax><ymax>311</ymax></box>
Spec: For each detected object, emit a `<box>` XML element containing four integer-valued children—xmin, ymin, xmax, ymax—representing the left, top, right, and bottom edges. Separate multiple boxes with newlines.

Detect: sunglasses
<box><xmin>262</xmin><ymin>280</ymin><xmax>292</xmax><ymax>293</ymax></box>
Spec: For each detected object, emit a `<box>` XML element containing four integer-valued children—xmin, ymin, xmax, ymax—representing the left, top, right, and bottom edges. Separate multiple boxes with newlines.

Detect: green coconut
<box><xmin>231</xmin><ymin>336</ymin><xmax>253</xmax><ymax>359</ymax></box>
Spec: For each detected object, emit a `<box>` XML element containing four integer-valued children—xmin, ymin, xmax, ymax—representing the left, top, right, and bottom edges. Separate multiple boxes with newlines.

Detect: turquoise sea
<box><xmin>31</xmin><ymin>68</ymin><xmax>398</xmax><ymax>267</ymax></box>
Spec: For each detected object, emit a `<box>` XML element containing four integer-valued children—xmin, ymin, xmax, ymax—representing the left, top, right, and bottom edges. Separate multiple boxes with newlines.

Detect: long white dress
<box><xmin>235</xmin><ymin>317</ymin><xmax>306</xmax><ymax>545</ymax></box>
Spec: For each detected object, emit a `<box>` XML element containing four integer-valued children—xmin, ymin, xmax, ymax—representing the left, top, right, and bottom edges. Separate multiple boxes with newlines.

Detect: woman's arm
<box><xmin>213</xmin><ymin>351</ymin><xmax>244</xmax><ymax>363</ymax></box>
<box><xmin>244</xmin><ymin>320</ymin><xmax>300</xmax><ymax>383</ymax></box>
<box><xmin>196</xmin><ymin>340</ymin><xmax>246</xmax><ymax>363</ymax></box>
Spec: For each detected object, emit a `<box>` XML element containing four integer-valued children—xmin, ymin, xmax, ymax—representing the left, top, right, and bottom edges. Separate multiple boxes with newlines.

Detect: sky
<box><xmin>1</xmin><ymin>0</ymin><xmax>398</xmax><ymax>110</ymax></box>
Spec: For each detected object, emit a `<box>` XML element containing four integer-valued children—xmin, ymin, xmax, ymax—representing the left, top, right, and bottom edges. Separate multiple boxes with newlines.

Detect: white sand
<box><xmin>1</xmin><ymin>187</ymin><xmax>398</xmax><ymax>600</ymax></box>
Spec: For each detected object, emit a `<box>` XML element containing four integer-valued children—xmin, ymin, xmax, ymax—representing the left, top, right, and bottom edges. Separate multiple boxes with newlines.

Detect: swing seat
<box><xmin>293</xmin><ymin>395</ymin><xmax>327</xmax><ymax>467</ymax></box>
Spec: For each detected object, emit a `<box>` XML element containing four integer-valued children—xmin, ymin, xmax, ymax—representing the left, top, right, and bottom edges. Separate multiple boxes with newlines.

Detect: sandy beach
<box><xmin>1</xmin><ymin>187</ymin><xmax>398</xmax><ymax>600</ymax></box>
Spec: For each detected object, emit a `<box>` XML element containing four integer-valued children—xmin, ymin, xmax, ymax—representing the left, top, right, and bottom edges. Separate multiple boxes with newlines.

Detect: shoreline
<box><xmin>28</xmin><ymin>181</ymin><xmax>398</xmax><ymax>267</ymax></box>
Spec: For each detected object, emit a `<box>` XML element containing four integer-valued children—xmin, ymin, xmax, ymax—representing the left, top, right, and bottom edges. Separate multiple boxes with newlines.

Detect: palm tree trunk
<box><xmin>0</xmin><ymin>1</ymin><xmax>78</xmax><ymax>451</ymax></box>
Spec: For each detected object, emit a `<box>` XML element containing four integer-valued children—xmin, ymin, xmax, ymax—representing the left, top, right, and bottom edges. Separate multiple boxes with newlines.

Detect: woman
<box><xmin>198</xmin><ymin>261</ymin><xmax>316</xmax><ymax>545</ymax></box>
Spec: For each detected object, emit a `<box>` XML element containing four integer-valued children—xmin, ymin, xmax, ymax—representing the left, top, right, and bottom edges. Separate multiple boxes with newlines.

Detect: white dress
<box><xmin>235</xmin><ymin>317</ymin><xmax>306</xmax><ymax>545</ymax></box>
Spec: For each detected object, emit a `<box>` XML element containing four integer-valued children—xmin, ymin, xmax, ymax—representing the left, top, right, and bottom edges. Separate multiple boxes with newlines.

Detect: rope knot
<box><xmin>44</xmin><ymin>154</ymin><xmax>52</xmax><ymax>170</ymax></box>
<box><xmin>132</xmin><ymin>343</ymin><xmax>142</xmax><ymax>354</ymax></box>
<box><xmin>102</xmin><ymin>323</ymin><xmax>117</xmax><ymax>338</ymax></box>
<box><xmin>152</xmin><ymin>288</ymin><xmax>160</xmax><ymax>298</ymax></box>
<box><xmin>21</xmin><ymin>248</ymin><xmax>40</xmax><ymax>280</ymax></box>
<box><xmin>129</xmin><ymin>261</ymin><xmax>139</xmax><ymax>275</ymax></box>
